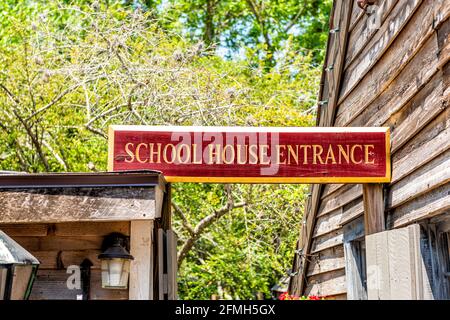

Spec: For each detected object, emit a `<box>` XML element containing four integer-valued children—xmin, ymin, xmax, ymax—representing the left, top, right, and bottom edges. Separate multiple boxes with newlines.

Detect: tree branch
<box><xmin>172</xmin><ymin>201</ymin><xmax>195</xmax><ymax>236</ymax></box>
<box><xmin>0</xmin><ymin>83</ymin><xmax>50</xmax><ymax>170</ymax></box>
<box><xmin>284</xmin><ymin>1</ymin><xmax>309</xmax><ymax>33</ymax></box>
<box><xmin>177</xmin><ymin>199</ymin><xmax>246</xmax><ymax>267</ymax></box>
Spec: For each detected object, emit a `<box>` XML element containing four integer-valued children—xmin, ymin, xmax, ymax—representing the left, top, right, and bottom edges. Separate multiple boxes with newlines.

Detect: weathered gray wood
<box><xmin>339</xmin><ymin>0</ymin><xmax>423</xmax><ymax>105</ymax></box>
<box><xmin>54</xmin><ymin>222</ymin><xmax>130</xmax><ymax>237</ymax></box>
<box><xmin>336</xmin><ymin>0</ymin><xmax>444</xmax><ymax>126</ymax></box>
<box><xmin>292</xmin><ymin>183</ymin><xmax>323</xmax><ymax>295</ymax></box>
<box><xmin>311</xmin><ymin>229</ymin><xmax>343</xmax><ymax>253</ymax></box>
<box><xmin>340</xmin><ymin>197</ymin><xmax>364</xmax><ymax>226</ymax></box>
<box><xmin>0</xmin><ymin>224</ymin><xmax>49</xmax><ymax>236</ymax></box>
<box><xmin>129</xmin><ymin>220</ymin><xmax>154</xmax><ymax>300</ymax></box>
<box><xmin>366</xmin><ymin>230</ymin><xmax>390</xmax><ymax>299</ymax></box>
<box><xmin>343</xmin><ymin>216</ymin><xmax>365</xmax><ymax>242</ymax></box>
<box><xmin>327</xmin><ymin>293</ymin><xmax>348</xmax><ymax>300</ymax></box>
<box><xmin>320</xmin><ymin>183</ymin><xmax>344</xmax><ymax>200</ymax></box>
<box><xmin>314</xmin><ymin>208</ymin><xmax>343</xmax><ymax>238</ymax></box>
<box><xmin>348</xmin><ymin>33</ymin><xmax>442</xmax><ymax>131</ymax></box>
<box><xmin>389</xmin><ymin>149</ymin><xmax>450</xmax><ymax>209</ymax></box>
<box><xmin>363</xmin><ymin>184</ymin><xmax>385</xmax><ymax>235</ymax></box>
<box><xmin>29</xmin><ymin>270</ymin><xmax>84</xmax><ymax>300</ymax></box>
<box><xmin>345</xmin><ymin>0</ymin><xmax>398</xmax><ymax>68</ymax></box>
<box><xmin>29</xmin><ymin>269</ymin><xmax>128</xmax><ymax>300</ymax></box>
<box><xmin>389</xmin><ymin>71</ymin><xmax>446</xmax><ymax>154</ymax></box>
<box><xmin>366</xmin><ymin>225</ymin><xmax>434</xmax><ymax>299</ymax></box>
<box><xmin>304</xmin><ymin>268</ymin><xmax>347</xmax><ymax>297</ymax></box>
<box><xmin>349</xmin><ymin>0</ymin><xmax>365</xmax><ymax>32</ymax></box>
<box><xmin>158</xmin><ymin>228</ymin><xmax>165</xmax><ymax>300</ymax></box>
<box><xmin>306</xmin><ymin>245</ymin><xmax>345</xmax><ymax>277</ymax></box>
<box><xmin>292</xmin><ymin>0</ymin><xmax>450</xmax><ymax>300</ymax></box>
<box><xmin>32</xmin><ymin>250</ymin><xmax>102</xmax><ymax>270</ymax></box>
<box><xmin>387</xmin><ymin>183</ymin><xmax>450</xmax><ymax>228</ymax></box>
<box><xmin>392</xmin><ymin>108</ymin><xmax>449</xmax><ymax>184</ymax></box>
<box><xmin>0</xmin><ymin>187</ymin><xmax>158</xmax><ymax>223</ymax></box>
<box><xmin>13</xmin><ymin>236</ymin><xmax>104</xmax><ymax>251</ymax></box>
<box><xmin>388</xmin><ymin>226</ymin><xmax>415</xmax><ymax>299</ymax></box>
<box><xmin>0</xmin><ymin>222</ymin><xmax>130</xmax><ymax>238</ymax></box>
<box><xmin>317</xmin><ymin>184</ymin><xmax>362</xmax><ymax>218</ymax></box>
<box><xmin>166</xmin><ymin>230</ymin><xmax>178</xmax><ymax>300</ymax></box>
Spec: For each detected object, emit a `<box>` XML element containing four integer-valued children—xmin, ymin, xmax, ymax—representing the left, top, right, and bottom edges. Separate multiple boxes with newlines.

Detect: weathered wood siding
<box><xmin>291</xmin><ymin>0</ymin><xmax>449</xmax><ymax>298</ymax></box>
<box><xmin>0</xmin><ymin>222</ymin><xmax>130</xmax><ymax>300</ymax></box>
<box><xmin>0</xmin><ymin>187</ymin><xmax>160</xmax><ymax>223</ymax></box>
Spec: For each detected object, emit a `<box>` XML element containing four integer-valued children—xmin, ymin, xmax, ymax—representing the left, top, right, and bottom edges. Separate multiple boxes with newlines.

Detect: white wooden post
<box><xmin>129</xmin><ymin>220</ymin><xmax>154</xmax><ymax>300</ymax></box>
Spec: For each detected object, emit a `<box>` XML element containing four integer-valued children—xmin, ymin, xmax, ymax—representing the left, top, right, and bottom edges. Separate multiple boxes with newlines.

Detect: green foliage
<box><xmin>160</xmin><ymin>0</ymin><xmax>333</xmax><ymax>64</ymax></box>
<box><xmin>0</xmin><ymin>1</ymin><xmax>327</xmax><ymax>299</ymax></box>
<box><xmin>174</xmin><ymin>183</ymin><xmax>307</xmax><ymax>299</ymax></box>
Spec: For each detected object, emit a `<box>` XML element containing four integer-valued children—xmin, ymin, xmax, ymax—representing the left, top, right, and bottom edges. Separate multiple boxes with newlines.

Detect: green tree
<box><xmin>161</xmin><ymin>0</ymin><xmax>333</xmax><ymax>67</ymax></box>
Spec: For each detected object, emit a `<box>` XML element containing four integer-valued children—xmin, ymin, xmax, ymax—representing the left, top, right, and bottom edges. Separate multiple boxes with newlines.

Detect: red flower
<box><xmin>279</xmin><ymin>292</ymin><xmax>288</xmax><ymax>300</ymax></box>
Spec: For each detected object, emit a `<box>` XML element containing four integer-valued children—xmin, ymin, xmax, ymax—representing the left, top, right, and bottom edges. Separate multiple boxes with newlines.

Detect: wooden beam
<box><xmin>129</xmin><ymin>221</ymin><xmax>154</xmax><ymax>300</ymax></box>
<box><xmin>363</xmin><ymin>184</ymin><xmax>385</xmax><ymax>235</ymax></box>
<box><xmin>0</xmin><ymin>187</ymin><xmax>159</xmax><ymax>224</ymax></box>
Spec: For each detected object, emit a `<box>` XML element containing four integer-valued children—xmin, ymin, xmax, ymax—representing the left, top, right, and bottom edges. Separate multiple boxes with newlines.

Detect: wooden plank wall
<box><xmin>366</xmin><ymin>224</ymin><xmax>433</xmax><ymax>299</ymax></box>
<box><xmin>292</xmin><ymin>0</ymin><xmax>450</xmax><ymax>299</ymax></box>
<box><xmin>0</xmin><ymin>222</ymin><xmax>130</xmax><ymax>300</ymax></box>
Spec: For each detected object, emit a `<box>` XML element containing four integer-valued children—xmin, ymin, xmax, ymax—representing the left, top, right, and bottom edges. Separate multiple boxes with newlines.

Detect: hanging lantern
<box><xmin>0</xmin><ymin>230</ymin><xmax>40</xmax><ymax>300</ymax></box>
<box><xmin>98</xmin><ymin>234</ymin><xmax>134</xmax><ymax>289</ymax></box>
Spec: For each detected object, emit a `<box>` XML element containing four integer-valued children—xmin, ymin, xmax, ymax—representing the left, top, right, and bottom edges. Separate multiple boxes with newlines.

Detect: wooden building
<box><xmin>289</xmin><ymin>0</ymin><xmax>449</xmax><ymax>299</ymax></box>
<box><xmin>0</xmin><ymin>171</ymin><xmax>177</xmax><ymax>300</ymax></box>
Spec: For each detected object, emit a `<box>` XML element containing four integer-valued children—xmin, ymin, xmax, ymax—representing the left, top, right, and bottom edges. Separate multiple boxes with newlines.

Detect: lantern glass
<box><xmin>10</xmin><ymin>265</ymin><xmax>36</xmax><ymax>300</ymax></box>
<box><xmin>1</xmin><ymin>230</ymin><xmax>39</xmax><ymax>300</ymax></box>
<box><xmin>101</xmin><ymin>258</ymin><xmax>131</xmax><ymax>289</ymax></box>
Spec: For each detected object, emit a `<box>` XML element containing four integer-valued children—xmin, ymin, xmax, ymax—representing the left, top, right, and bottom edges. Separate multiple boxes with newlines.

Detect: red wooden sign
<box><xmin>108</xmin><ymin>126</ymin><xmax>391</xmax><ymax>183</ymax></box>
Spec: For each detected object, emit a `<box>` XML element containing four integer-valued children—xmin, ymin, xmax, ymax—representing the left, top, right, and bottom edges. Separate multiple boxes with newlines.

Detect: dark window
<box><xmin>423</xmin><ymin>218</ymin><xmax>450</xmax><ymax>300</ymax></box>
<box><xmin>343</xmin><ymin>217</ymin><xmax>367</xmax><ymax>300</ymax></box>
<box><xmin>344</xmin><ymin>239</ymin><xmax>367</xmax><ymax>300</ymax></box>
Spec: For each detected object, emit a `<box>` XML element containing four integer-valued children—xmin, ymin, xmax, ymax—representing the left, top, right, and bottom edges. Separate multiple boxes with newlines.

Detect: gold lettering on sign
<box><xmin>208</xmin><ymin>144</ymin><xmax>222</xmax><ymax>164</ymax></box>
<box><xmin>259</xmin><ymin>145</ymin><xmax>270</xmax><ymax>165</ymax></box>
<box><xmin>223</xmin><ymin>144</ymin><xmax>235</xmax><ymax>164</ymax></box>
<box><xmin>312</xmin><ymin>145</ymin><xmax>325</xmax><ymax>165</ymax></box>
<box><xmin>364</xmin><ymin>144</ymin><xmax>375</xmax><ymax>164</ymax></box>
<box><xmin>163</xmin><ymin>144</ymin><xmax>176</xmax><ymax>164</ymax></box>
<box><xmin>149</xmin><ymin>143</ymin><xmax>162</xmax><ymax>164</ymax></box>
<box><xmin>325</xmin><ymin>144</ymin><xmax>337</xmax><ymax>164</ymax></box>
<box><xmin>125</xmin><ymin>143</ymin><xmax>135</xmax><ymax>163</ymax></box>
<box><xmin>299</xmin><ymin>145</ymin><xmax>311</xmax><ymax>165</ymax></box>
<box><xmin>177</xmin><ymin>144</ymin><xmax>191</xmax><ymax>164</ymax></box>
<box><xmin>350</xmin><ymin>145</ymin><xmax>363</xmax><ymax>164</ymax></box>
<box><xmin>276</xmin><ymin>145</ymin><xmax>286</xmax><ymax>165</ymax></box>
<box><xmin>249</xmin><ymin>145</ymin><xmax>258</xmax><ymax>164</ymax></box>
<box><xmin>338</xmin><ymin>145</ymin><xmax>350</xmax><ymax>164</ymax></box>
<box><xmin>287</xmin><ymin>145</ymin><xmax>299</xmax><ymax>165</ymax></box>
<box><xmin>136</xmin><ymin>143</ymin><xmax>148</xmax><ymax>163</ymax></box>
<box><xmin>237</xmin><ymin>145</ymin><xmax>248</xmax><ymax>165</ymax></box>
<box><xmin>192</xmin><ymin>144</ymin><xmax>202</xmax><ymax>164</ymax></box>
<box><xmin>121</xmin><ymin>141</ymin><xmax>380</xmax><ymax>167</ymax></box>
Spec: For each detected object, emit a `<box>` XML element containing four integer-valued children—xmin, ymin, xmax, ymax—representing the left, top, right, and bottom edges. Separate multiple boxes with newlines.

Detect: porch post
<box><xmin>362</xmin><ymin>184</ymin><xmax>385</xmax><ymax>235</ymax></box>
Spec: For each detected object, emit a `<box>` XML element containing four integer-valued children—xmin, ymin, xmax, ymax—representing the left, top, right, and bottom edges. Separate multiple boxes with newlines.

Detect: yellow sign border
<box><xmin>107</xmin><ymin>126</ymin><xmax>391</xmax><ymax>184</ymax></box>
